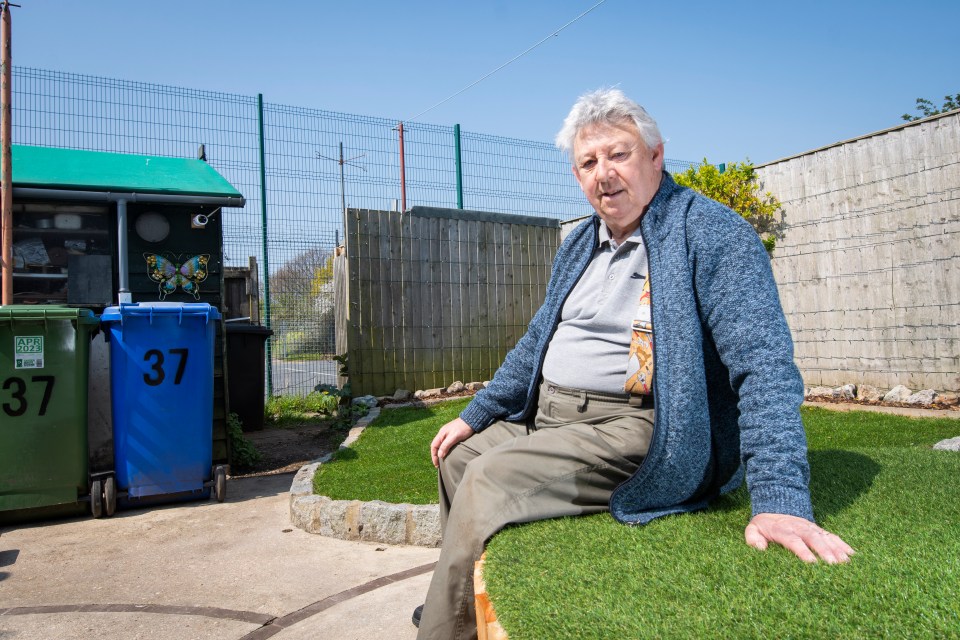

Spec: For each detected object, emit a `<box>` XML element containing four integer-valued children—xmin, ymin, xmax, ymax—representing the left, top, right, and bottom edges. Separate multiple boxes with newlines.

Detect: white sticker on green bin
<box><xmin>14</xmin><ymin>336</ymin><xmax>44</xmax><ymax>369</ymax></box>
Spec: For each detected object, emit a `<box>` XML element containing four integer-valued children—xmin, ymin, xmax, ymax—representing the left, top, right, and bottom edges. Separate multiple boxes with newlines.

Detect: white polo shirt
<box><xmin>540</xmin><ymin>222</ymin><xmax>650</xmax><ymax>394</ymax></box>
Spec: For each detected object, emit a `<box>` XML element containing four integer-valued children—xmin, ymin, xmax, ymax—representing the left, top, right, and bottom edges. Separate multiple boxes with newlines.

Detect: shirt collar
<box><xmin>597</xmin><ymin>221</ymin><xmax>644</xmax><ymax>250</ymax></box>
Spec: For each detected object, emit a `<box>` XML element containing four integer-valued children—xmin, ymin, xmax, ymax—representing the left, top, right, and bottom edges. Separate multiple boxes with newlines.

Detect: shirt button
<box><xmin>608</xmin><ymin>274</ymin><xmax>615</xmax><ymax>280</ymax></box>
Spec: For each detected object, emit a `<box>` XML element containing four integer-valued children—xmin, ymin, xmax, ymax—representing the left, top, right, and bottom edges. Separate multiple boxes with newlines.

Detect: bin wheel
<box><xmin>214</xmin><ymin>466</ymin><xmax>227</xmax><ymax>503</ymax></box>
<box><xmin>90</xmin><ymin>479</ymin><xmax>103</xmax><ymax>518</ymax></box>
<box><xmin>104</xmin><ymin>476</ymin><xmax>117</xmax><ymax>517</ymax></box>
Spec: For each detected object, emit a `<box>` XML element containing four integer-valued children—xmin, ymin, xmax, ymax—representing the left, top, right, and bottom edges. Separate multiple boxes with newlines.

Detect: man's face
<box><xmin>572</xmin><ymin>119</ymin><xmax>664</xmax><ymax>239</ymax></box>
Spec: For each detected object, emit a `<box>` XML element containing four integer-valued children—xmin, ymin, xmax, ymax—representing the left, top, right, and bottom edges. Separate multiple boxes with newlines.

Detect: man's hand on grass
<box><xmin>430</xmin><ymin>417</ymin><xmax>475</xmax><ymax>468</ymax></box>
<box><xmin>745</xmin><ymin>513</ymin><xmax>855</xmax><ymax>564</ymax></box>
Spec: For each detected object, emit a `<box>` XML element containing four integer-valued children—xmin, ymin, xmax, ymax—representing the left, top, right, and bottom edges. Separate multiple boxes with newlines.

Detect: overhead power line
<box><xmin>405</xmin><ymin>0</ymin><xmax>607</xmax><ymax>123</ymax></box>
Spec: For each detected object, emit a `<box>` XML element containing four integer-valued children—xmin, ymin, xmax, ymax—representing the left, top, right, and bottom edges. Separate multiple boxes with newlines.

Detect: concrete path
<box><xmin>0</xmin><ymin>473</ymin><xmax>439</xmax><ymax>639</ymax></box>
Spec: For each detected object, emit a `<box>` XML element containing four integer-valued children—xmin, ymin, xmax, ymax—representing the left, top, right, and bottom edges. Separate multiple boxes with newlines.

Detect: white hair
<box><xmin>555</xmin><ymin>88</ymin><xmax>663</xmax><ymax>156</ymax></box>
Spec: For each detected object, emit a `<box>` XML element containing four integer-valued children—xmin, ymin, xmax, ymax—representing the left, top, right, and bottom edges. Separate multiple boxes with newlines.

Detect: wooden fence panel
<box><xmin>341</xmin><ymin>206</ymin><xmax>560</xmax><ymax>397</ymax></box>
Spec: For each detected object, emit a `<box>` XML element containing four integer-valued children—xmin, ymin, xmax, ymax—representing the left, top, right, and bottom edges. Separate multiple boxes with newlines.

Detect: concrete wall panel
<box><xmin>759</xmin><ymin>111</ymin><xmax>960</xmax><ymax>392</ymax></box>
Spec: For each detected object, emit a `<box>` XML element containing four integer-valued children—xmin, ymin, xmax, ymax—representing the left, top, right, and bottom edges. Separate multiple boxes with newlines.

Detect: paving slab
<box><xmin>0</xmin><ymin>472</ymin><xmax>438</xmax><ymax>639</ymax></box>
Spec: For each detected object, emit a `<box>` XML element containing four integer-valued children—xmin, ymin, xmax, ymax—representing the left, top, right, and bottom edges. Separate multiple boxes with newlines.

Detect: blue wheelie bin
<box><xmin>101</xmin><ymin>302</ymin><xmax>225</xmax><ymax>507</ymax></box>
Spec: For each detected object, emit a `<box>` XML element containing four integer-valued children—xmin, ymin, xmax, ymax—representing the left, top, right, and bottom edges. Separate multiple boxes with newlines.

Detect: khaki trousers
<box><xmin>416</xmin><ymin>381</ymin><xmax>654</xmax><ymax>640</ymax></box>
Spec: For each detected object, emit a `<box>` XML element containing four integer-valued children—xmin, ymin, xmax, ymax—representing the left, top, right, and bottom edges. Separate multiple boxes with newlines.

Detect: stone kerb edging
<box><xmin>288</xmin><ymin>406</ymin><xmax>442</xmax><ymax>547</ymax></box>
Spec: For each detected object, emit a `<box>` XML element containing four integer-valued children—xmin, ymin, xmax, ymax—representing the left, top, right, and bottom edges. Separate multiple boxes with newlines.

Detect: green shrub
<box><xmin>264</xmin><ymin>390</ymin><xmax>366</xmax><ymax>428</ymax></box>
<box><xmin>674</xmin><ymin>160</ymin><xmax>784</xmax><ymax>252</ymax></box>
<box><xmin>226</xmin><ymin>412</ymin><xmax>262</xmax><ymax>470</ymax></box>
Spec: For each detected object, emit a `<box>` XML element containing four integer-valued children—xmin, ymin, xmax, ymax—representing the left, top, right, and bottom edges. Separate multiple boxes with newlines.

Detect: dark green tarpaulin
<box><xmin>12</xmin><ymin>145</ymin><xmax>243</xmax><ymax>199</ymax></box>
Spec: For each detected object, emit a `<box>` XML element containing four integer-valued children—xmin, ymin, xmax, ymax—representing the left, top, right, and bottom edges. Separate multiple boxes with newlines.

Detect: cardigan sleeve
<box><xmin>688</xmin><ymin>202</ymin><xmax>814</xmax><ymax>522</ymax></box>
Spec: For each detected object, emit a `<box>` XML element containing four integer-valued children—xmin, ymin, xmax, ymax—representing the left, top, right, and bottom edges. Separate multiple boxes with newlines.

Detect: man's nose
<box><xmin>596</xmin><ymin>156</ymin><xmax>616</xmax><ymax>180</ymax></box>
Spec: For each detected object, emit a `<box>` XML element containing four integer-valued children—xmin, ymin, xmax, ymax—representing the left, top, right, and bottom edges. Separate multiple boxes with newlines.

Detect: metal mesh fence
<box><xmin>12</xmin><ymin>66</ymin><xmax>696</xmax><ymax>396</ymax></box>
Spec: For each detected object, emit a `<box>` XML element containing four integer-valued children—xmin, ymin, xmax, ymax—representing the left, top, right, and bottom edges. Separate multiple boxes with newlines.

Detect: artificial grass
<box><xmin>483</xmin><ymin>411</ymin><xmax>960</xmax><ymax>639</ymax></box>
<box><xmin>802</xmin><ymin>405</ymin><xmax>959</xmax><ymax>449</ymax></box>
<box><xmin>310</xmin><ymin>397</ymin><xmax>960</xmax><ymax>636</ymax></box>
<box><xmin>312</xmin><ymin>398</ymin><xmax>471</xmax><ymax>504</ymax></box>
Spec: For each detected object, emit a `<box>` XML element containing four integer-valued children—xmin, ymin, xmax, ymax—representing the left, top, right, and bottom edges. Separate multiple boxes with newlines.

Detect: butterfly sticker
<box><xmin>144</xmin><ymin>253</ymin><xmax>210</xmax><ymax>300</ymax></box>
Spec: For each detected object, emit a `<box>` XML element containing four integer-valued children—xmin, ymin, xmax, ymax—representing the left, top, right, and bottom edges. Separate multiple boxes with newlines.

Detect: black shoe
<box><xmin>412</xmin><ymin>604</ymin><xmax>424</xmax><ymax>628</ymax></box>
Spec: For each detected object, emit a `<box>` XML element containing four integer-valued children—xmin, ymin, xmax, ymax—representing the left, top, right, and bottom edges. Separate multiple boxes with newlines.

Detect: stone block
<box><xmin>393</xmin><ymin>389</ymin><xmax>412</xmax><ymax>401</ymax></box>
<box><xmin>933</xmin><ymin>436</ymin><xmax>960</xmax><ymax>452</ymax></box>
<box><xmin>905</xmin><ymin>389</ymin><xmax>938</xmax><ymax>406</ymax></box>
<box><xmin>290</xmin><ymin>495</ymin><xmax>326</xmax><ymax>533</ymax></box>
<box><xmin>807</xmin><ymin>386</ymin><xmax>835</xmax><ymax>399</ymax></box>
<box><xmin>939</xmin><ymin>392</ymin><xmax>959</xmax><ymax>407</ymax></box>
<box><xmin>465</xmin><ymin>382</ymin><xmax>485</xmax><ymax>392</ymax></box>
<box><xmin>359</xmin><ymin>501</ymin><xmax>408</xmax><ymax>546</ymax></box>
<box><xmin>883</xmin><ymin>385</ymin><xmax>912</xmax><ymax>403</ymax></box>
<box><xmin>322</xmin><ymin>498</ymin><xmax>362</xmax><ymax>540</ymax></box>
<box><xmin>838</xmin><ymin>384</ymin><xmax>856</xmax><ymax>400</ymax></box>
<box><xmin>447</xmin><ymin>381</ymin><xmax>466</xmax><ymax>393</ymax></box>
<box><xmin>407</xmin><ymin>504</ymin><xmax>442</xmax><ymax>547</ymax></box>
<box><xmin>856</xmin><ymin>384</ymin><xmax>883</xmax><ymax>402</ymax></box>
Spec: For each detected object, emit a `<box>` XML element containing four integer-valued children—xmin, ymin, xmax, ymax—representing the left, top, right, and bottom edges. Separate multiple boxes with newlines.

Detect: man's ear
<box><xmin>652</xmin><ymin>143</ymin><xmax>665</xmax><ymax>172</ymax></box>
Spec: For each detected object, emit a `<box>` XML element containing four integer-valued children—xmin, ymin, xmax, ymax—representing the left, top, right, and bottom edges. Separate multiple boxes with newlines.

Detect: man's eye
<box><xmin>611</xmin><ymin>152</ymin><xmax>628</xmax><ymax>160</ymax></box>
<box><xmin>580</xmin><ymin>160</ymin><xmax>596</xmax><ymax>170</ymax></box>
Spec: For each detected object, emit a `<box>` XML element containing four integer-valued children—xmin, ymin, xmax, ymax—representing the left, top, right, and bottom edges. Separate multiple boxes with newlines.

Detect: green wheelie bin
<box><xmin>0</xmin><ymin>305</ymin><xmax>101</xmax><ymax>521</ymax></box>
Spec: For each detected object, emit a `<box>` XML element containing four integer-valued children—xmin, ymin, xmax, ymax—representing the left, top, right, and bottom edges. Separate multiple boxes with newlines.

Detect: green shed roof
<box><xmin>12</xmin><ymin>145</ymin><xmax>243</xmax><ymax>199</ymax></box>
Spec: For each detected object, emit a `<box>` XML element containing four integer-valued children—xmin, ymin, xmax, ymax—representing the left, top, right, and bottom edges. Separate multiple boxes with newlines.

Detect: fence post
<box><xmin>257</xmin><ymin>93</ymin><xmax>273</xmax><ymax>396</ymax></box>
<box><xmin>454</xmin><ymin>124</ymin><xmax>464</xmax><ymax>209</ymax></box>
<box><xmin>398</xmin><ymin>122</ymin><xmax>407</xmax><ymax>212</ymax></box>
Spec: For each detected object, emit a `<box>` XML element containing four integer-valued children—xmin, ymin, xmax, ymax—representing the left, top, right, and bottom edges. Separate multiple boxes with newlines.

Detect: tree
<box><xmin>901</xmin><ymin>94</ymin><xmax>960</xmax><ymax>122</ymax></box>
<box><xmin>269</xmin><ymin>247</ymin><xmax>336</xmax><ymax>357</ymax></box>
<box><xmin>673</xmin><ymin>160</ymin><xmax>784</xmax><ymax>252</ymax></box>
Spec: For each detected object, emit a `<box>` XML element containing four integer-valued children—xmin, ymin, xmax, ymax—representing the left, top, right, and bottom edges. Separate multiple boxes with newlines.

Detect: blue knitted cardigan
<box><xmin>459</xmin><ymin>172</ymin><xmax>815</xmax><ymax>525</ymax></box>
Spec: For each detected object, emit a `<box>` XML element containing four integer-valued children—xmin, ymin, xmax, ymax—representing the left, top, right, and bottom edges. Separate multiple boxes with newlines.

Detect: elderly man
<box><xmin>413</xmin><ymin>89</ymin><xmax>853</xmax><ymax>639</ymax></box>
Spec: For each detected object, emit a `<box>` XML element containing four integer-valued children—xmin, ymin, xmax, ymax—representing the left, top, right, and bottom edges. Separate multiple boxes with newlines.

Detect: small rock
<box><xmin>883</xmin><ymin>385</ymin><xmax>912</xmax><ymax>403</ymax></box>
<box><xmin>351</xmin><ymin>395</ymin><xmax>378</xmax><ymax>408</ymax></box>
<box><xmin>856</xmin><ymin>384</ymin><xmax>883</xmax><ymax>402</ymax></box>
<box><xmin>905</xmin><ymin>389</ymin><xmax>937</xmax><ymax>406</ymax></box>
<box><xmin>393</xmin><ymin>389</ymin><xmax>411</xmax><ymax>401</ymax></box>
<box><xmin>938</xmin><ymin>392</ymin><xmax>959</xmax><ymax>407</ymax></box>
<box><xmin>807</xmin><ymin>386</ymin><xmax>835</xmax><ymax>399</ymax></box>
<box><xmin>933</xmin><ymin>436</ymin><xmax>960</xmax><ymax>451</ymax></box>
<box><xmin>418</xmin><ymin>388</ymin><xmax>444</xmax><ymax>399</ymax></box>
<box><xmin>837</xmin><ymin>384</ymin><xmax>856</xmax><ymax>400</ymax></box>
<box><xmin>465</xmin><ymin>382</ymin><xmax>485</xmax><ymax>392</ymax></box>
<box><xmin>447</xmin><ymin>381</ymin><xmax>465</xmax><ymax>394</ymax></box>
<box><xmin>483</xmin><ymin>381</ymin><xmax>490</xmax><ymax>388</ymax></box>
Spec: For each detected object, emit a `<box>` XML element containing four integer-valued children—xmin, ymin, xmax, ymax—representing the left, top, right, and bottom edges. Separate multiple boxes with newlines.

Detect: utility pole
<box><xmin>316</xmin><ymin>142</ymin><xmax>365</xmax><ymax>258</ymax></box>
<box><xmin>0</xmin><ymin>2</ymin><xmax>17</xmax><ymax>305</ymax></box>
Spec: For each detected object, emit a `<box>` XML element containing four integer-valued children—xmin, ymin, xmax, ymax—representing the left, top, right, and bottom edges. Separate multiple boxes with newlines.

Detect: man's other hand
<box><xmin>745</xmin><ymin>513</ymin><xmax>855</xmax><ymax>564</ymax></box>
<box><xmin>430</xmin><ymin>417</ymin><xmax>475</xmax><ymax>468</ymax></box>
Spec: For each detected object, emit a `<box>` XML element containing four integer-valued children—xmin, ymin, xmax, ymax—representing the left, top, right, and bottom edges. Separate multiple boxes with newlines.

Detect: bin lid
<box><xmin>225</xmin><ymin>323</ymin><xmax>274</xmax><ymax>336</ymax></box>
<box><xmin>0</xmin><ymin>305</ymin><xmax>98</xmax><ymax>323</ymax></box>
<box><xmin>101</xmin><ymin>302</ymin><xmax>221</xmax><ymax>323</ymax></box>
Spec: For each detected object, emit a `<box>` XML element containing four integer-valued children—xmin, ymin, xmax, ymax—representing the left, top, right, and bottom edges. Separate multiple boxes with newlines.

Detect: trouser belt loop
<box><xmin>577</xmin><ymin>390</ymin><xmax>588</xmax><ymax>413</ymax></box>
<box><xmin>628</xmin><ymin>394</ymin><xmax>650</xmax><ymax>408</ymax></box>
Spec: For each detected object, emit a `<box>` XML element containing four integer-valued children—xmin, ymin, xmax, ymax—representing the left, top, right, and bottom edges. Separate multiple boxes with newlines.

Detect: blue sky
<box><xmin>12</xmin><ymin>0</ymin><xmax>959</xmax><ymax>165</ymax></box>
